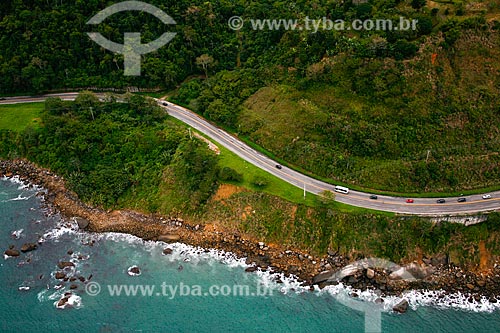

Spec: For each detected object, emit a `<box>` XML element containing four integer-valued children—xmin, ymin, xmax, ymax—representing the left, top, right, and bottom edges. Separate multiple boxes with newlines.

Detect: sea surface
<box><xmin>1</xmin><ymin>177</ymin><xmax>500</xmax><ymax>332</ymax></box>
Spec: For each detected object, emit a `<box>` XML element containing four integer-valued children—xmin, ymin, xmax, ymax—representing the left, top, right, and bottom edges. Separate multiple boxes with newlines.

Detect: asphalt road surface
<box><xmin>2</xmin><ymin>93</ymin><xmax>499</xmax><ymax>216</ymax></box>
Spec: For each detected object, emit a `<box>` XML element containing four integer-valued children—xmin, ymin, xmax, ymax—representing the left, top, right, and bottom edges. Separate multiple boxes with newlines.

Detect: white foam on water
<box><xmin>11</xmin><ymin>228</ymin><xmax>24</xmax><ymax>239</ymax></box>
<box><xmin>37</xmin><ymin>289</ymin><xmax>49</xmax><ymax>302</ymax></box>
<box><xmin>38</xmin><ymin>285</ymin><xmax>83</xmax><ymax>309</ymax></box>
<box><xmin>2</xmin><ymin>175</ymin><xmax>24</xmax><ymax>185</ymax></box>
<box><xmin>3</xmin><ymin>193</ymin><xmax>34</xmax><ymax>202</ymax></box>
<box><xmin>70</xmin><ymin>252</ymin><xmax>90</xmax><ymax>261</ymax></box>
<box><xmin>402</xmin><ymin>289</ymin><xmax>500</xmax><ymax>313</ymax></box>
<box><xmin>1</xmin><ymin>175</ymin><xmax>41</xmax><ymax>191</ymax></box>
<box><xmin>162</xmin><ymin>242</ymin><xmax>248</xmax><ymax>268</ymax></box>
<box><xmin>39</xmin><ymin>219</ymin><xmax>78</xmax><ymax>243</ymax></box>
<box><xmin>318</xmin><ymin>282</ymin><xmax>500</xmax><ymax>313</ymax></box>
<box><xmin>251</xmin><ymin>268</ymin><xmax>310</xmax><ymax>295</ymax></box>
<box><xmin>93</xmin><ymin>232</ymin><xmax>249</xmax><ymax>268</ymax></box>
<box><xmin>93</xmin><ymin>232</ymin><xmax>144</xmax><ymax>245</ymax></box>
<box><xmin>54</xmin><ymin>293</ymin><xmax>82</xmax><ymax>310</ymax></box>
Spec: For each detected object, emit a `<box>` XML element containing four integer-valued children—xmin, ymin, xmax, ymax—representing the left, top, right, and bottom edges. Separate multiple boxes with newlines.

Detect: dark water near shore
<box><xmin>1</xmin><ymin>177</ymin><xmax>500</xmax><ymax>332</ymax></box>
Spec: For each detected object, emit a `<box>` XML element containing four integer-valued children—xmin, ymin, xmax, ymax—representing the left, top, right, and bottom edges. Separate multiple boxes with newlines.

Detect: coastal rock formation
<box><xmin>20</xmin><ymin>243</ymin><xmax>38</xmax><ymax>253</ymax></box>
<box><xmin>245</xmin><ymin>254</ymin><xmax>271</xmax><ymax>269</ymax></box>
<box><xmin>312</xmin><ymin>270</ymin><xmax>335</xmax><ymax>285</ymax></box>
<box><xmin>158</xmin><ymin>234</ymin><xmax>180</xmax><ymax>243</ymax></box>
<box><xmin>4</xmin><ymin>249</ymin><xmax>20</xmax><ymax>257</ymax></box>
<box><xmin>389</xmin><ymin>262</ymin><xmax>433</xmax><ymax>281</ymax></box>
<box><xmin>58</xmin><ymin>261</ymin><xmax>75</xmax><ymax>269</ymax></box>
<box><xmin>57</xmin><ymin>296</ymin><xmax>70</xmax><ymax>308</ymax></box>
<box><xmin>366</xmin><ymin>268</ymin><xmax>375</xmax><ymax>279</ymax></box>
<box><xmin>128</xmin><ymin>266</ymin><xmax>141</xmax><ymax>276</ymax></box>
<box><xmin>162</xmin><ymin>248</ymin><xmax>173</xmax><ymax>255</ymax></box>
<box><xmin>393</xmin><ymin>299</ymin><xmax>409</xmax><ymax>313</ymax></box>
<box><xmin>56</xmin><ymin>292</ymin><xmax>81</xmax><ymax>309</ymax></box>
<box><xmin>75</xmin><ymin>217</ymin><xmax>90</xmax><ymax>230</ymax></box>
<box><xmin>55</xmin><ymin>272</ymin><xmax>66</xmax><ymax>279</ymax></box>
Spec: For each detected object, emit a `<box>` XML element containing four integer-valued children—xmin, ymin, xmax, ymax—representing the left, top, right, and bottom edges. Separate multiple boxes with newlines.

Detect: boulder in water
<box><xmin>57</xmin><ymin>296</ymin><xmax>69</xmax><ymax>308</ymax></box>
<box><xmin>393</xmin><ymin>299</ymin><xmax>409</xmax><ymax>313</ymax></box>
<box><xmin>127</xmin><ymin>266</ymin><xmax>141</xmax><ymax>276</ymax></box>
<box><xmin>20</xmin><ymin>243</ymin><xmax>38</xmax><ymax>253</ymax></box>
<box><xmin>75</xmin><ymin>217</ymin><xmax>90</xmax><ymax>230</ymax></box>
<box><xmin>58</xmin><ymin>261</ymin><xmax>75</xmax><ymax>269</ymax></box>
<box><xmin>5</xmin><ymin>249</ymin><xmax>20</xmax><ymax>257</ymax></box>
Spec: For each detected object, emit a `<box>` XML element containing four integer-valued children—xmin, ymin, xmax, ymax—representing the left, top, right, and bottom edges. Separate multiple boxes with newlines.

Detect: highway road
<box><xmin>1</xmin><ymin>93</ymin><xmax>499</xmax><ymax>216</ymax></box>
<box><xmin>0</xmin><ymin>93</ymin><xmax>81</xmax><ymax>104</ymax></box>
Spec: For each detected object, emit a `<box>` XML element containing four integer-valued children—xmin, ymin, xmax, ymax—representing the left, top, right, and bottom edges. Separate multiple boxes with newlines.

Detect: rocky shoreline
<box><xmin>2</xmin><ymin>159</ymin><xmax>500</xmax><ymax>311</ymax></box>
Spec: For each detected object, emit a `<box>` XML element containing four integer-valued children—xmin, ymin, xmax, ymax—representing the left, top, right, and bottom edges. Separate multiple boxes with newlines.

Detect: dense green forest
<box><xmin>1</xmin><ymin>0</ymin><xmax>500</xmax><ymax>192</ymax></box>
<box><xmin>0</xmin><ymin>0</ymin><xmax>449</xmax><ymax>93</ymax></box>
<box><xmin>0</xmin><ymin>94</ymin><xmax>221</xmax><ymax>212</ymax></box>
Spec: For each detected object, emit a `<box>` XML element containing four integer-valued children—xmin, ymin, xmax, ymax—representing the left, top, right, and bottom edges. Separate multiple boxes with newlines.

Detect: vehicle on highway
<box><xmin>457</xmin><ymin>197</ymin><xmax>467</xmax><ymax>202</ymax></box>
<box><xmin>0</xmin><ymin>97</ymin><xmax>5</xmax><ymax>100</ymax></box>
<box><xmin>406</xmin><ymin>199</ymin><xmax>414</xmax><ymax>203</ymax></box>
<box><xmin>369</xmin><ymin>195</ymin><xmax>378</xmax><ymax>200</ymax></box>
<box><xmin>482</xmin><ymin>194</ymin><xmax>492</xmax><ymax>200</ymax></box>
<box><xmin>162</xmin><ymin>101</ymin><xmax>169</xmax><ymax>106</ymax></box>
<box><xmin>275</xmin><ymin>164</ymin><xmax>282</xmax><ymax>169</ymax></box>
<box><xmin>437</xmin><ymin>199</ymin><xmax>446</xmax><ymax>203</ymax></box>
<box><xmin>334</xmin><ymin>185</ymin><xmax>349</xmax><ymax>194</ymax></box>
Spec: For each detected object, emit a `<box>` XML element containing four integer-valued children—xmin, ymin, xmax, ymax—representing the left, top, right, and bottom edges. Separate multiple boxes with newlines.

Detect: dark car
<box><xmin>437</xmin><ymin>199</ymin><xmax>446</xmax><ymax>203</ymax></box>
<box><xmin>162</xmin><ymin>101</ymin><xmax>169</xmax><ymax>106</ymax></box>
<box><xmin>457</xmin><ymin>197</ymin><xmax>466</xmax><ymax>203</ymax></box>
<box><xmin>369</xmin><ymin>195</ymin><xmax>378</xmax><ymax>200</ymax></box>
<box><xmin>275</xmin><ymin>164</ymin><xmax>282</xmax><ymax>169</ymax></box>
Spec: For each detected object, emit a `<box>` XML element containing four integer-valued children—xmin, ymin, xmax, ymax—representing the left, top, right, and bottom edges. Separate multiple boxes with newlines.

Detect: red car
<box><xmin>406</xmin><ymin>199</ymin><xmax>414</xmax><ymax>203</ymax></box>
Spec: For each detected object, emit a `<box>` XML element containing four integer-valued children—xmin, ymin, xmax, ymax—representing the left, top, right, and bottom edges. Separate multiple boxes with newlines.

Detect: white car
<box><xmin>482</xmin><ymin>194</ymin><xmax>492</xmax><ymax>200</ymax></box>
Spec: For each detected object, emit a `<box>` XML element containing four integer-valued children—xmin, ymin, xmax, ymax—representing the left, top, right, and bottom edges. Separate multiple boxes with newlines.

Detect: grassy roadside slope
<box><xmin>0</xmin><ymin>103</ymin><xmax>43</xmax><ymax>131</ymax></box>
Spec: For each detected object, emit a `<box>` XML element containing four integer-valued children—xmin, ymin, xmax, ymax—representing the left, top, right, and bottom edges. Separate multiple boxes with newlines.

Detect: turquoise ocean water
<box><xmin>1</xmin><ymin>177</ymin><xmax>500</xmax><ymax>332</ymax></box>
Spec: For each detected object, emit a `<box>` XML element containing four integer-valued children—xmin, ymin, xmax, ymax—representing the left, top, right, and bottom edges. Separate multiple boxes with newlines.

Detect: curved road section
<box><xmin>1</xmin><ymin>93</ymin><xmax>499</xmax><ymax>216</ymax></box>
